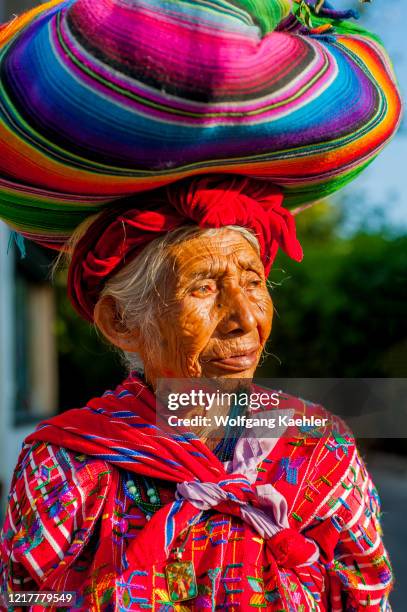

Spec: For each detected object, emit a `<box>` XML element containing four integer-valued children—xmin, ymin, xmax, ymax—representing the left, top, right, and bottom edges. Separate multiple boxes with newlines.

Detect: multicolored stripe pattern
<box><xmin>0</xmin><ymin>0</ymin><xmax>402</xmax><ymax>248</ymax></box>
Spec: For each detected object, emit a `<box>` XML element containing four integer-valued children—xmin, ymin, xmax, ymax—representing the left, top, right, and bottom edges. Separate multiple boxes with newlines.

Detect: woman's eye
<box><xmin>191</xmin><ymin>283</ymin><xmax>216</xmax><ymax>296</ymax></box>
<box><xmin>246</xmin><ymin>276</ymin><xmax>262</xmax><ymax>289</ymax></box>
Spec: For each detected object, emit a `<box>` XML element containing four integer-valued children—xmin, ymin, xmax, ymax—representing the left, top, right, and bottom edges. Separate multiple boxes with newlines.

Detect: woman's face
<box><xmin>141</xmin><ymin>229</ymin><xmax>273</xmax><ymax>383</ymax></box>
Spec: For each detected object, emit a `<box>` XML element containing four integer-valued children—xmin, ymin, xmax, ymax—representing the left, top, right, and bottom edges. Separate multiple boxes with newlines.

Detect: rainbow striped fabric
<box><xmin>0</xmin><ymin>0</ymin><xmax>402</xmax><ymax>248</ymax></box>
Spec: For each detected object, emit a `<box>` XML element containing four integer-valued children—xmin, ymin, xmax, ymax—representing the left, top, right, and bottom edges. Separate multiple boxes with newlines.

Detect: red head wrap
<box><xmin>68</xmin><ymin>176</ymin><xmax>303</xmax><ymax>321</ymax></box>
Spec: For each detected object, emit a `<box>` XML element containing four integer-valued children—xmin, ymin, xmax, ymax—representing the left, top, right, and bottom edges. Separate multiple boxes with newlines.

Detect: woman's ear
<box><xmin>94</xmin><ymin>295</ymin><xmax>141</xmax><ymax>352</ymax></box>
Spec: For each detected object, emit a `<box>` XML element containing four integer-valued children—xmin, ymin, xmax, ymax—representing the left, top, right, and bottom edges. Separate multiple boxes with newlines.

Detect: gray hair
<box><xmin>99</xmin><ymin>225</ymin><xmax>261</xmax><ymax>371</ymax></box>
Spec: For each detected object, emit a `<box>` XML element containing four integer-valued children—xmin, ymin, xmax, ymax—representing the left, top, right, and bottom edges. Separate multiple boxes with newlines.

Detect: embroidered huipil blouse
<box><xmin>0</xmin><ymin>379</ymin><xmax>394</xmax><ymax>611</ymax></box>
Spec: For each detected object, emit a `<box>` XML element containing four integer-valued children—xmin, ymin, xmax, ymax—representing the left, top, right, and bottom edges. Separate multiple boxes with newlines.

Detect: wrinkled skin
<box><xmin>95</xmin><ymin>229</ymin><xmax>273</xmax><ymax>386</ymax></box>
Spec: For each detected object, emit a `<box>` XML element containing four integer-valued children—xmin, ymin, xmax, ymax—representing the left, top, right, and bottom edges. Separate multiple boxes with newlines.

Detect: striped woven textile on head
<box><xmin>0</xmin><ymin>0</ymin><xmax>402</xmax><ymax>248</ymax></box>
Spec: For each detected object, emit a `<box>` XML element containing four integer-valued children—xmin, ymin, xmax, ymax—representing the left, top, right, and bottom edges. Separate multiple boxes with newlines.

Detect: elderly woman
<box><xmin>0</xmin><ymin>176</ymin><xmax>394</xmax><ymax>611</ymax></box>
<box><xmin>0</xmin><ymin>0</ymin><xmax>401</xmax><ymax>609</ymax></box>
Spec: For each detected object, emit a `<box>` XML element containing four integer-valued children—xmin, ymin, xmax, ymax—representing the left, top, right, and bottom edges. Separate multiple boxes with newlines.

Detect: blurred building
<box><xmin>0</xmin><ymin>223</ymin><xmax>58</xmax><ymax>511</ymax></box>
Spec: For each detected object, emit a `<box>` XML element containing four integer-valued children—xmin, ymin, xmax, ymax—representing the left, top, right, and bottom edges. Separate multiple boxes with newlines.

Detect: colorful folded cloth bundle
<box><xmin>0</xmin><ymin>0</ymin><xmax>402</xmax><ymax>248</ymax></box>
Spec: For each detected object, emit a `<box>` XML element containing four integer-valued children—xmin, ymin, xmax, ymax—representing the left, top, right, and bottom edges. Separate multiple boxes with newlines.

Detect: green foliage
<box><xmin>259</xmin><ymin>231</ymin><xmax>407</xmax><ymax>377</ymax></box>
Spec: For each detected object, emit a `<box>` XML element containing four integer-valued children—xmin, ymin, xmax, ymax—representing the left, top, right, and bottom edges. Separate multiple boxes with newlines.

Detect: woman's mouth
<box><xmin>205</xmin><ymin>348</ymin><xmax>260</xmax><ymax>372</ymax></box>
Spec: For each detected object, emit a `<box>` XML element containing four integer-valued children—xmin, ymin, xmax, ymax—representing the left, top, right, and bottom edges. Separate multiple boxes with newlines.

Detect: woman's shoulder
<box><xmin>263</xmin><ymin>387</ymin><xmax>354</xmax><ymax>440</ymax></box>
<box><xmin>1</xmin><ymin>441</ymin><xmax>112</xmax><ymax>586</ymax></box>
<box><xmin>4</xmin><ymin>439</ymin><xmax>113</xmax><ymax>534</ymax></box>
<box><xmin>11</xmin><ymin>439</ymin><xmax>112</xmax><ymax>492</ymax></box>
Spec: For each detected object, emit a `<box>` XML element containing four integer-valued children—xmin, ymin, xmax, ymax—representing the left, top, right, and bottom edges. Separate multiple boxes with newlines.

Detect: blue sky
<box><xmin>332</xmin><ymin>0</ymin><xmax>407</xmax><ymax>234</ymax></box>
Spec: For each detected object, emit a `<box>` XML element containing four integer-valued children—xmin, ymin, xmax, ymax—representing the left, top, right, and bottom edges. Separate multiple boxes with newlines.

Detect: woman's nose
<box><xmin>216</xmin><ymin>287</ymin><xmax>257</xmax><ymax>337</ymax></box>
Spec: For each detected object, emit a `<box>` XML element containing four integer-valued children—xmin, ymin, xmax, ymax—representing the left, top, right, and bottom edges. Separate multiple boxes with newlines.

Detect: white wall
<box><xmin>0</xmin><ymin>223</ymin><xmax>34</xmax><ymax>511</ymax></box>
